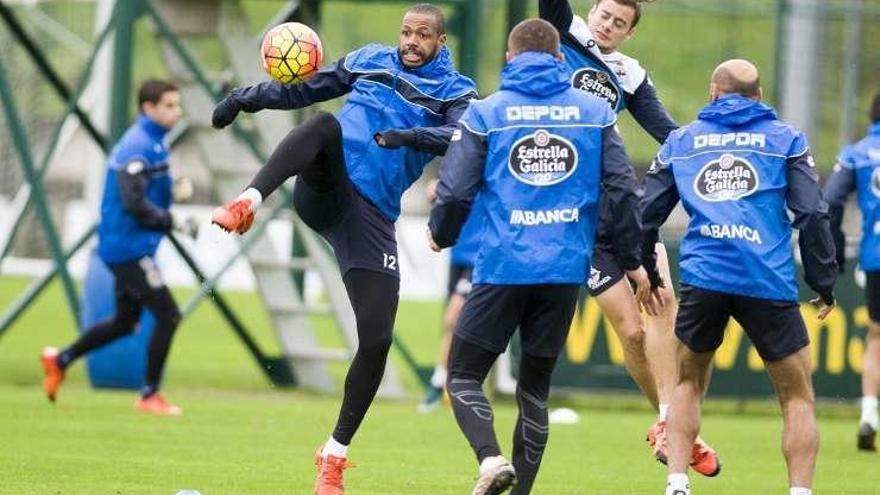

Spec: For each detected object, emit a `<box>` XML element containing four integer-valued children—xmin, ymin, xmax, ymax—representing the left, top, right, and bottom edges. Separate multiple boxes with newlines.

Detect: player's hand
<box><xmin>625</xmin><ymin>267</ymin><xmax>651</xmax><ymax>312</ymax></box>
<box><xmin>426</xmin><ymin>227</ymin><xmax>441</xmax><ymax>253</ymax></box>
<box><xmin>212</xmin><ymin>96</ymin><xmax>241</xmax><ymax>129</ymax></box>
<box><xmin>642</xmin><ymin>285</ymin><xmax>666</xmax><ymax>317</ymax></box>
<box><xmin>374</xmin><ymin>129</ymin><xmax>413</xmax><ymax>149</ymax></box>
<box><xmin>172</xmin><ymin>214</ymin><xmax>200</xmax><ymax>239</ymax></box>
<box><xmin>425</xmin><ymin>179</ymin><xmax>439</xmax><ymax>203</ymax></box>
<box><xmin>810</xmin><ymin>294</ymin><xmax>835</xmax><ymax>320</ymax></box>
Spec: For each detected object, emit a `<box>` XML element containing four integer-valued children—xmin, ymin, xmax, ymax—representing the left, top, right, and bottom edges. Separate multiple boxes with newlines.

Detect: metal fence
<box><xmin>2</xmin><ymin>0</ymin><xmax>879</xmax><ymax>254</ymax></box>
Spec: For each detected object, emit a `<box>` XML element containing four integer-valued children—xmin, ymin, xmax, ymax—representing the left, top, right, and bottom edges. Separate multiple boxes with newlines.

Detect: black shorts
<box><xmin>294</xmin><ymin>178</ymin><xmax>398</xmax><ymax>278</ymax></box>
<box><xmin>587</xmin><ymin>240</ymin><xmax>624</xmax><ymax>297</ymax></box>
<box><xmin>454</xmin><ymin>284</ymin><xmax>579</xmax><ymax>358</ymax></box>
<box><xmin>676</xmin><ymin>284</ymin><xmax>809</xmax><ymax>362</ymax></box>
<box><xmin>447</xmin><ymin>263</ymin><xmax>473</xmax><ymax>299</ymax></box>
<box><xmin>867</xmin><ymin>271</ymin><xmax>880</xmax><ymax>323</ymax></box>
<box><xmin>108</xmin><ymin>256</ymin><xmax>179</xmax><ymax>322</ymax></box>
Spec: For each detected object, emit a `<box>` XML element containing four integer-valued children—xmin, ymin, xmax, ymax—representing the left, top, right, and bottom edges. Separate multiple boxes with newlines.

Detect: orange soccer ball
<box><xmin>260</xmin><ymin>22</ymin><xmax>323</xmax><ymax>84</ymax></box>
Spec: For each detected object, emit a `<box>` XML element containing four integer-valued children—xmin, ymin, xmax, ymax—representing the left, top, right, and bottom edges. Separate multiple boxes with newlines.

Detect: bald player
<box><xmin>640</xmin><ymin>59</ymin><xmax>837</xmax><ymax>495</ymax></box>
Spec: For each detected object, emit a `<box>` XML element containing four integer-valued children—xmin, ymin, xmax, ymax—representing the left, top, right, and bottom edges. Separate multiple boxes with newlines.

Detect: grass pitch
<box><xmin>0</xmin><ymin>277</ymin><xmax>876</xmax><ymax>494</ymax></box>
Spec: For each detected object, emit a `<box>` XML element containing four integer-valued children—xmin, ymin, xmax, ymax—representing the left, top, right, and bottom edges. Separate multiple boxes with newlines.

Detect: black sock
<box><xmin>140</xmin><ymin>385</ymin><xmax>158</xmax><ymax>398</ymax></box>
<box><xmin>510</xmin><ymin>353</ymin><xmax>556</xmax><ymax>495</ymax></box>
<box><xmin>447</xmin><ymin>336</ymin><xmax>502</xmax><ymax>463</ymax></box>
<box><xmin>330</xmin><ymin>269</ymin><xmax>400</xmax><ymax>445</ymax></box>
<box><xmin>249</xmin><ymin>111</ymin><xmax>347</xmax><ymax>198</ymax></box>
<box><xmin>60</xmin><ymin>316</ymin><xmax>138</xmax><ymax>369</ymax></box>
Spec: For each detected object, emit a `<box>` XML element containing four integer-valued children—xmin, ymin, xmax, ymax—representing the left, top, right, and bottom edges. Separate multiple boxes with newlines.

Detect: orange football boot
<box><xmin>211</xmin><ymin>197</ymin><xmax>255</xmax><ymax>234</ymax></box>
<box><xmin>689</xmin><ymin>437</ymin><xmax>721</xmax><ymax>477</ymax></box>
<box><xmin>314</xmin><ymin>448</ymin><xmax>353</xmax><ymax>495</ymax></box>
<box><xmin>40</xmin><ymin>347</ymin><xmax>65</xmax><ymax>402</ymax></box>
<box><xmin>135</xmin><ymin>393</ymin><xmax>182</xmax><ymax>416</ymax></box>
<box><xmin>646</xmin><ymin>419</ymin><xmax>669</xmax><ymax>464</ymax></box>
<box><xmin>647</xmin><ymin>420</ymin><xmax>721</xmax><ymax>477</ymax></box>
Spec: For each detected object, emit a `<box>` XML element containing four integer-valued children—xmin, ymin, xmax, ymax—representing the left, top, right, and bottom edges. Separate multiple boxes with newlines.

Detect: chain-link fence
<box><xmin>2</xmin><ymin>0</ymin><xmax>879</xmax><ymax>256</ymax></box>
<box><xmin>0</xmin><ymin>0</ymin><xmax>97</xmax><ymax>258</ymax></box>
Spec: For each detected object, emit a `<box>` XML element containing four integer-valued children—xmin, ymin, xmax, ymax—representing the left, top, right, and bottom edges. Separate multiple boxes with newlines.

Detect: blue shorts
<box><xmin>294</xmin><ymin>178</ymin><xmax>398</xmax><ymax>278</ymax></box>
<box><xmin>454</xmin><ymin>284</ymin><xmax>579</xmax><ymax>358</ymax></box>
<box><xmin>675</xmin><ymin>284</ymin><xmax>809</xmax><ymax>362</ymax></box>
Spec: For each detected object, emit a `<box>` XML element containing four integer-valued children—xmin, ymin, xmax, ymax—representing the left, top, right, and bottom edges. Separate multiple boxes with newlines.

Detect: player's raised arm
<box><xmin>211</xmin><ymin>56</ymin><xmax>359</xmax><ymax>129</ymax></box>
<box><xmin>628</xmin><ymin>76</ymin><xmax>678</xmax><ymax>144</ymax></box>
<box><xmin>786</xmin><ymin>145</ymin><xmax>838</xmax><ymax>309</ymax></box>
<box><xmin>428</xmin><ymin>113</ymin><xmax>487</xmax><ymax>250</ymax></box>
<box><xmin>538</xmin><ymin>0</ymin><xmax>575</xmax><ymax>32</ymax></box>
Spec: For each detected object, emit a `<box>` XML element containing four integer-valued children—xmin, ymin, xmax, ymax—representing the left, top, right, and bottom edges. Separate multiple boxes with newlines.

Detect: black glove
<box><xmin>374</xmin><ymin>129</ymin><xmax>415</xmax><ymax>149</ymax></box>
<box><xmin>172</xmin><ymin>214</ymin><xmax>200</xmax><ymax>239</ymax></box>
<box><xmin>212</xmin><ymin>96</ymin><xmax>241</xmax><ymax>129</ymax></box>
<box><xmin>818</xmin><ymin>290</ymin><xmax>835</xmax><ymax>307</ymax></box>
<box><xmin>646</xmin><ymin>265</ymin><xmax>664</xmax><ymax>290</ymax></box>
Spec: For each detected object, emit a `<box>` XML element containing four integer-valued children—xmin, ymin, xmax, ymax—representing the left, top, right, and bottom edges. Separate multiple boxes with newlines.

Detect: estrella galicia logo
<box><xmin>571</xmin><ymin>68</ymin><xmax>621</xmax><ymax>111</ymax></box>
<box><xmin>872</xmin><ymin>167</ymin><xmax>880</xmax><ymax>198</ymax></box>
<box><xmin>508</xmin><ymin>130</ymin><xmax>578</xmax><ymax>186</ymax></box>
<box><xmin>694</xmin><ymin>153</ymin><xmax>759</xmax><ymax>202</ymax></box>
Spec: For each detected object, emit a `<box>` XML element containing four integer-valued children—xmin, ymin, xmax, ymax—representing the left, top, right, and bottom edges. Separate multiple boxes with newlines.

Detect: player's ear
<box><xmin>708</xmin><ymin>83</ymin><xmax>719</xmax><ymax>102</ymax></box>
<box><xmin>505</xmin><ymin>51</ymin><xmax>512</xmax><ymax>62</ymax></box>
<box><xmin>756</xmin><ymin>87</ymin><xmax>764</xmax><ymax>102</ymax></box>
<box><xmin>438</xmin><ymin>32</ymin><xmax>447</xmax><ymax>45</ymax></box>
<box><xmin>557</xmin><ymin>51</ymin><xmax>565</xmax><ymax>62</ymax></box>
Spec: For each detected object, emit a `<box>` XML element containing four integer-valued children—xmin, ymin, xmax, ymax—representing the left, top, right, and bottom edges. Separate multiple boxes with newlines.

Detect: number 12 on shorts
<box><xmin>383</xmin><ymin>253</ymin><xmax>397</xmax><ymax>271</ymax></box>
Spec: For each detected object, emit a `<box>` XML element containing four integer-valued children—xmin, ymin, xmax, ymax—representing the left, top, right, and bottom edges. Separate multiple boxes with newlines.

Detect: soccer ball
<box><xmin>260</xmin><ymin>22</ymin><xmax>323</xmax><ymax>85</ymax></box>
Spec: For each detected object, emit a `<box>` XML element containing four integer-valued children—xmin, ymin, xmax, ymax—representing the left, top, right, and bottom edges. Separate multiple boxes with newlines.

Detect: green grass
<box><xmin>1</xmin><ymin>276</ymin><xmax>879</xmax><ymax>494</ymax></box>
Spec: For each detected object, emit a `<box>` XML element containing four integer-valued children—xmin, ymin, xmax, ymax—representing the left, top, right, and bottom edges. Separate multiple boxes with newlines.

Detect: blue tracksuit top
<box><xmin>539</xmin><ymin>0</ymin><xmax>676</xmax><ymax>251</ymax></box>
<box><xmin>450</xmin><ymin>199</ymin><xmax>482</xmax><ymax>267</ymax></box>
<box><xmin>641</xmin><ymin>95</ymin><xmax>838</xmax><ymax>301</ymax></box>
<box><xmin>98</xmin><ymin>114</ymin><xmax>173</xmax><ymax>264</ymax></box>
<box><xmin>824</xmin><ymin>122</ymin><xmax>880</xmax><ymax>271</ymax></box>
<box><xmin>429</xmin><ymin>52</ymin><xmax>642</xmax><ymax>285</ymax></box>
<box><xmin>227</xmin><ymin>43</ymin><xmax>478</xmax><ymax>222</ymax></box>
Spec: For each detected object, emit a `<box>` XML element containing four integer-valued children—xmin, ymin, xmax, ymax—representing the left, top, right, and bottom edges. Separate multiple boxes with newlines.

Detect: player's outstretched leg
<box><xmin>509</xmin><ymin>353</ymin><xmax>555</xmax><ymax>495</ymax></box>
<box><xmin>41</xmin><ymin>288</ymin><xmax>142</xmax><ymax>402</ymax></box>
<box><xmin>212</xmin><ymin>111</ymin><xmax>344</xmax><ymax>234</ymax></box>
<box><xmin>447</xmin><ymin>337</ymin><xmax>516</xmax><ymax>495</ymax></box>
<box><xmin>858</xmin><ymin>321</ymin><xmax>880</xmax><ymax>451</ymax></box>
<box><xmin>314</xmin><ymin>269</ymin><xmax>399</xmax><ymax>495</ymax></box>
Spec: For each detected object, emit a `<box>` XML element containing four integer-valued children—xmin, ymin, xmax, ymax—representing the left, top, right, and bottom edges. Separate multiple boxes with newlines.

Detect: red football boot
<box><xmin>135</xmin><ymin>393</ymin><xmax>182</xmax><ymax>416</ymax></box>
<box><xmin>40</xmin><ymin>347</ymin><xmax>65</xmax><ymax>402</ymax></box>
<box><xmin>212</xmin><ymin>197</ymin><xmax>256</xmax><ymax>234</ymax></box>
<box><xmin>314</xmin><ymin>448</ymin><xmax>353</xmax><ymax>495</ymax></box>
